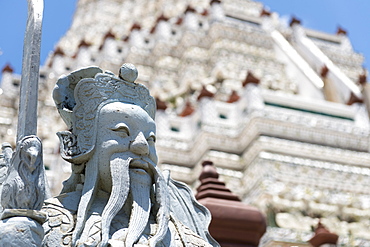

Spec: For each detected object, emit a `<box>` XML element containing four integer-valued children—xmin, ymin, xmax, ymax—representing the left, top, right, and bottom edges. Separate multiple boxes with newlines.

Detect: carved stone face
<box><xmin>95</xmin><ymin>102</ymin><xmax>157</xmax><ymax>193</ymax></box>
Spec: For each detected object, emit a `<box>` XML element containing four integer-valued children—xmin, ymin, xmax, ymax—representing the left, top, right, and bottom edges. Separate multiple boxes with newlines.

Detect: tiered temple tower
<box><xmin>1</xmin><ymin>0</ymin><xmax>370</xmax><ymax>246</ymax></box>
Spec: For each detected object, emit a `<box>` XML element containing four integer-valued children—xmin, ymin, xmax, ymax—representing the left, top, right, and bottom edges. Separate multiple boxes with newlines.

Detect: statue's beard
<box><xmin>72</xmin><ymin>154</ymin><xmax>170</xmax><ymax>247</ymax></box>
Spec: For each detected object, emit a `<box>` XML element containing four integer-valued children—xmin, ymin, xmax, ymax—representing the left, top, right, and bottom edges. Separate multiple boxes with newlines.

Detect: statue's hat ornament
<box><xmin>52</xmin><ymin>63</ymin><xmax>156</xmax><ymax>164</ymax></box>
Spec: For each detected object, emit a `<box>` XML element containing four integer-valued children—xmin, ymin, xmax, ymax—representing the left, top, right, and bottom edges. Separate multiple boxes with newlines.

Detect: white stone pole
<box><xmin>16</xmin><ymin>0</ymin><xmax>44</xmax><ymax>142</ymax></box>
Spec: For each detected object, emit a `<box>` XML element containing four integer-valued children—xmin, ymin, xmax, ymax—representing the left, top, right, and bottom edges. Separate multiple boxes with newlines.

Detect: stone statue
<box><xmin>0</xmin><ymin>143</ymin><xmax>13</xmax><ymax>212</ymax></box>
<box><xmin>0</xmin><ymin>64</ymin><xmax>218</xmax><ymax>247</ymax></box>
<box><xmin>1</xmin><ymin>136</ymin><xmax>46</xmax><ymax>210</ymax></box>
<box><xmin>0</xmin><ymin>136</ymin><xmax>48</xmax><ymax>246</ymax></box>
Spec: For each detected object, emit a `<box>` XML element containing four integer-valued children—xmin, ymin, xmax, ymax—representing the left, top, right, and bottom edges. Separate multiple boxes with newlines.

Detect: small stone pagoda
<box><xmin>196</xmin><ymin>161</ymin><xmax>266</xmax><ymax>247</ymax></box>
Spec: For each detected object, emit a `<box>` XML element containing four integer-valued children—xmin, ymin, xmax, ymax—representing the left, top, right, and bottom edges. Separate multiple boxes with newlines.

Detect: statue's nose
<box><xmin>130</xmin><ymin>132</ymin><xmax>149</xmax><ymax>155</ymax></box>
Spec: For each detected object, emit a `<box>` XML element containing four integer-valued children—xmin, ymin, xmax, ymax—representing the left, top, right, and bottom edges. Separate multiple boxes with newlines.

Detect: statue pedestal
<box><xmin>0</xmin><ymin>215</ymin><xmax>44</xmax><ymax>247</ymax></box>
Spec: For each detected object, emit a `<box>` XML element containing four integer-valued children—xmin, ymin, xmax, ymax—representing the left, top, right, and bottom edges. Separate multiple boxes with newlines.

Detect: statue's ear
<box><xmin>56</xmin><ymin>131</ymin><xmax>80</xmax><ymax>161</ymax></box>
<box><xmin>56</xmin><ymin>131</ymin><xmax>94</xmax><ymax>164</ymax></box>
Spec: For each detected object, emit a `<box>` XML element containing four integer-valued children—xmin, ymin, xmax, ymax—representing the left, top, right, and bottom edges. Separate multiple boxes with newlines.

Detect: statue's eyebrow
<box><xmin>109</xmin><ymin>123</ymin><xmax>130</xmax><ymax>134</ymax></box>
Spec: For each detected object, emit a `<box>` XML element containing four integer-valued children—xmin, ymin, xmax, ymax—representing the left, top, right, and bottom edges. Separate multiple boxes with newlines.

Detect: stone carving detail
<box><xmin>0</xmin><ymin>143</ymin><xmax>13</xmax><ymax>212</ymax></box>
<box><xmin>42</xmin><ymin>199</ymin><xmax>76</xmax><ymax>246</ymax></box>
<box><xmin>0</xmin><ymin>136</ymin><xmax>48</xmax><ymax>247</ymax></box>
<box><xmin>1</xmin><ymin>135</ymin><xmax>46</xmax><ymax>211</ymax></box>
<box><xmin>0</xmin><ymin>64</ymin><xmax>218</xmax><ymax>247</ymax></box>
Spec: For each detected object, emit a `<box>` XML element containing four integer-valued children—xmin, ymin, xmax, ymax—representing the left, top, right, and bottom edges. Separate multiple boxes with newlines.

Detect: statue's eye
<box><xmin>147</xmin><ymin>134</ymin><xmax>156</xmax><ymax>143</ymax></box>
<box><xmin>110</xmin><ymin>124</ymin><xmax>130</xmax><ymax>136</ymax></box>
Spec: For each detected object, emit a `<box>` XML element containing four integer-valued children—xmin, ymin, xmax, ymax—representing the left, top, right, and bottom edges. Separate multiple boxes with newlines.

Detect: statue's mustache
<box><xmin>119</xmin><ymin>153</ymin><xmax>157</xmax><ymax>179</ymax></box>
<box><xmin>100</xmin><ymin>153</ymin><xmax>156</xmax><ymax>247</ymax></box>
<box><xmin>74</xmin><ymin>153</ymin><xmax>166</xmax><ymax>247</ymax></box>
<box><xmin>100</xmin><ymin>154</ymin><xmax>131</xmax><ymax>247</ymax></box>
<box><xmin>107</xmin><ymin>154</ymin><xmax>169</xmax><ymax>247</ymax></box>
<box><xmin>129</xmin><ymin>155</ymin><xmax>156</xmax><ymax>167</ymax></box>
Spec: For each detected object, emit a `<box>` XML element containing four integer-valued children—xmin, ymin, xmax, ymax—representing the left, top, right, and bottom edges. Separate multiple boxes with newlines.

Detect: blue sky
<box><xmin>0</xmin><ymin>0</ymin><xmax>77</xmax><ymax>74</ymax></box>
<box><xmin>0</xmin><ymin>1</ymin><xmax>369</xmax><ymax>76</ymax></box>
